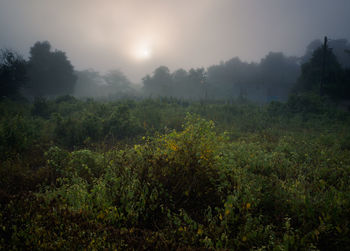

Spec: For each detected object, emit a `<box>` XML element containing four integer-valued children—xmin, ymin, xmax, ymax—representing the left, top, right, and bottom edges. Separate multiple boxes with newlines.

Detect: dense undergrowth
<box><xmin>1</xmin><ymin>95</ymin><xmax>350</xmax><ymax>250</ymax></box>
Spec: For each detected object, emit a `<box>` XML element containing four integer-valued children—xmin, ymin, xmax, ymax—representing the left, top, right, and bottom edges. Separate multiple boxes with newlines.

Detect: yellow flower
<box><xmin>197</xmin><ymin>228</ymin><xmax>203</xmax><ymax>235</ymax></box>
<box><xmin>225</xmin><ymin>209</ymin><xmax>230</xmax><ymax>216</ymax></box>
<box><xmin>170</xmin><ymin>143</ymin><xmax>178</xmax><ymax>151</ymax></box>
<box><xmin>246</xmin><ymin>203</ymin><xmax>251</xmax><ymax>209</ymax></box>
<box><xmin>242</xmin><ymin>236</ymin><xmax>247</xmax><ymax>242</ymax></box>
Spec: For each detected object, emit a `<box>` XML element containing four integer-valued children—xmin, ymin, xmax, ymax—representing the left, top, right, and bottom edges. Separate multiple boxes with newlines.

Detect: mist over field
<box><xmin>1</xmin><ymin>1</ymin><xmax>350</xmax><ymax>250</ymax></box>
<box><xmin>1</xmin><ymin>0</ymin><xmax>350</xmax><ymax>102</ymax></box>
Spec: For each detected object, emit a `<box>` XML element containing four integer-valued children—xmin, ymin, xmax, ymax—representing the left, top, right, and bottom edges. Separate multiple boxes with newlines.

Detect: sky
<box><xmin>1</xmin><ymin>0</ymin><xmax>350</xmax><ymax>83</ymax></box>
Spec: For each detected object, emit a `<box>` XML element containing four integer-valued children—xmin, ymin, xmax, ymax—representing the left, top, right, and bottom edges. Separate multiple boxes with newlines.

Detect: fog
<box><xmin>1</xmin><ymin>0</ymin><xmax>350</xmax><ymax>84</ymax></box>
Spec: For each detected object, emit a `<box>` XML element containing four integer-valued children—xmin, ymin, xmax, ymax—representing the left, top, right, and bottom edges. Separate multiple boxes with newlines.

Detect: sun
<box><xmin>140</xmin><ymin>47</ymin><xmax>151</xmax><ymax>59</ymax></box>
<box><xmin>132</xmin><ymin>44</ymin><xmax>152</xmax><ymax>61</ymax></box>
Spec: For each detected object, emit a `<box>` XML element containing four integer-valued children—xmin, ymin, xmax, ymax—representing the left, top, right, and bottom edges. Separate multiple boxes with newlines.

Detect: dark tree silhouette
<box><xmin>143</xmin><ymin>66</ymin><xmax>172</xmax><ymax>96</ymax></box>
<box><xmin>188</xmin><ymin>68</ymin><xmax>207</xmax><ymax>99</ymax></box>
<box><xmin>303</xmin><ymin>38</ymin><xmax>350</xmax><ymax>68</ymax></box>
<box><xmin>260</xmin><ymin>52</ymin><xmax>300</xmax><ymax>100</ymax></box>
<box><xmin>27</xmin><ymin>41</ymin><xmax>77</xmax><ymax>97</ymax></box>
<box><xmin>0</xmin><ymin>49</ymin><xmax>27</xmax><ymax>98</ymax></box>
<box><xmin>294</xmin><ymin>44</ymin><xmax>345</xmax><ymax>99</ymax></box>
<box><xmin>171</xmin><ymin>68</ymin><xmax>189</xmax><ymax>98</ymax></box>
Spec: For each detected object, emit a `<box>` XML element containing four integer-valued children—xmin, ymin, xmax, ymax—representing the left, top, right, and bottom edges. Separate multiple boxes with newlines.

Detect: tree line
<box><xmin>1</xmin><ymin>38</ymin><xmax>350</xmax><ymax>102</ymax></box>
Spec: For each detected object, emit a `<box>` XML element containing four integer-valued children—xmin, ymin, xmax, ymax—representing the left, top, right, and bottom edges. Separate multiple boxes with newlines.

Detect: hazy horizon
<box><xmin>1</xmin><ymin>0</ymin><xmax>350</xmax><ymax>83</ymax></box>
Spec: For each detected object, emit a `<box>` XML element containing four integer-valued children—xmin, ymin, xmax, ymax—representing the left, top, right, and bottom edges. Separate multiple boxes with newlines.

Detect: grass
<box><xmin>0</xmin><ymin>96</ymin><xmax>349</xmax><ymax>250</ymax></box>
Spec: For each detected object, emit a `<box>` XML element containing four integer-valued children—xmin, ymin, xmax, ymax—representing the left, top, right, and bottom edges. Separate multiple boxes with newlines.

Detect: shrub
<box><xmin>0</xmin><ymin>115</ymin><xmax>41</xmax><ymax>159</ymax></box>
<box><xmin>135</xmin><ymin>114</ymin><xmax>226</xmax><ymax>219</ymax></box>
<box><xmin>31</xmin><ymin>97</ymin><xmax>51</xmax><ymax>118</ymax></box>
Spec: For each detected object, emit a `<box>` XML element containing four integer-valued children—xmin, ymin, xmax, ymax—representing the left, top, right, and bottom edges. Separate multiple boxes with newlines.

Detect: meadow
<box><xmin>0</xmin><ymin>94</ymin><xmax>350</xmax><ymax>250</ymax></box>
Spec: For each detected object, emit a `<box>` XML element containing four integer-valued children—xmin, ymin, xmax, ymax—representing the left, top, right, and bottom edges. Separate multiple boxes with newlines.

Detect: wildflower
<box><xmin>170</xmin><ymin>143</ymin><xmax>178</xmax><ymax>151</ymax></box>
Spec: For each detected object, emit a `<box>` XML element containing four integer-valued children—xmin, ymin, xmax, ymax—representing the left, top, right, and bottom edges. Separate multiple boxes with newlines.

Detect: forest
<box><xmin>1</xmin><ymin>36</ymin><xmax>350</xmax><ymax>250</ymax></box>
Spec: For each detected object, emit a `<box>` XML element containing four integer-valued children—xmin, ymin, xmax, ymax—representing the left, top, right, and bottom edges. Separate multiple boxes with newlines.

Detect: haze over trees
<box><xmin>0</xmin><ymin>37</ymin><xmax>350</xmax><ymax>105</ymax></box>
<box><xmin>74</xmin><ymin>69</ymin><xmax>137</xmax><ymax>99</ymax></box>
<box><xmin>140</xmin><ymin>37</ymin><xmax>350</xmax><ymax>103</ymax></box>
<box><xmin>0</xmin><ymin>49</ymin><xmax>27</xmax><ymax>99</ymax></box>
<box><xmin>26</xmin><ymin>41</ymin><xmax>77</xmax><ymax>97</ymax></box>
<box><xmin>74</xmin><ymin>70</ymin><xmax>105</xmax><ymax>98</ymax></box>
<box><xmin>295</xmin><ymin>38</ymin><xmax>350</xmax><ymax>101</ymax></box>
<box><xmin>141</xmin><ymin>53</ymin><xmax>300</xmax><ymax>102</ymax></box>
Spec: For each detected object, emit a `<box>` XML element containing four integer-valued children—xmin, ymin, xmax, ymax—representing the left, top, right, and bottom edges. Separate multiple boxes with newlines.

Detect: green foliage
<box><xmin>31</xmin><ymin>97</ymin><xmax>52</xmax><ymax>118</ymax></box>
<box><xmin>27</xmin><ymin>41</ymin><xmax>77</xmax><ymax>97</ymax></box>
<box><xmin>0</xmin><ymin>49</ymin><xmax>27</xmax><ymax>98</ymax></box>
<box><xmin>0</xmin><ymin>114</ymin><xmax>41</xmax><ymax>159</ymax></box>
<box><xmin>1</xmin><ymin>97</ymin><xmax>350</xmax><ymax>249</ymax></box>
<box><xmin>103</xmin><ymin>104</ymin><xmax>142</xmax><ymax>140</ymax></box>
<box><xmin>135</xmin><ymin>114</ymin><xmax>225</xmax><ymax>216</ymax></box>
<box><xmin>286</xmin><ymin>93</ymin><xmax>327</xmax><ymax>114</ymax></box>
<box><xmin>294</xmin><ymin>43</ymin><xmax>348</xmax><ymax>100</ymax></box>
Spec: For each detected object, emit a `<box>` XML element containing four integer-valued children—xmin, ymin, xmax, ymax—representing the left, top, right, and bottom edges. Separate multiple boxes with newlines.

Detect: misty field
<box><xmin>2</xmin><ymin>0</ymin><xmax>350</xmax><ymax>249</ymax></box>
<box><xmin>0</xmin><ymin>96</ymin><xmax>349</xmax><ymax>250</ymax></box>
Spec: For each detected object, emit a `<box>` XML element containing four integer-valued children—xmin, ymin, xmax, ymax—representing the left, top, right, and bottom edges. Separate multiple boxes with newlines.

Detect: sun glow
<box><xmin>125</xmin><ymin>27</ymin><xmax>169</xmax><ymax>63</ymax></box>
<box><xmin>135</xmin><ymin>46</ymin><xmax>152</xmax><ymax>60</ymax></box>
<box><xmin>130</xmin><ymin>39</ymin><xmax>154</xmax><ymax>61</ymax></box>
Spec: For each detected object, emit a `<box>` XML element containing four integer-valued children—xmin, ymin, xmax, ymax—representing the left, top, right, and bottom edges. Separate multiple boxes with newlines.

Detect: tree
<box><xmin>301</xmin><ymin>39</ymin><xmax>322</xmax><ymax>64</ymax></box>
<box><xmin>103</xmin><ymin>70</ymin><xmax>135</xmax><ymax>97</ymax></box>
<box><xmin>142</xmin><ymin>66</ymin><xmax>172</xmax><ymax>96</ymax></box>
<box><xmin>260</xmin><ymin>52</ymin><xmax>300</xmax><ymax>101</ymax></box>
<box><xmin>0</xmin><ymin>49</ymin><xmax>27</xmax><ymax>98</ymax></box>
<box><xmin>328</xmin><ymin>39</ymin><xmax>350</xmax><ymax>69</ymax></box>
<box><xmin>74</xmin><ymin>70</ymin><xmax>104</xmax><ymax>97</ymax></box>
<box><xmin>27</xmin><ymin>41</ymin><xmax>77</xmax><ymax>97</ymax></box>
<box><xmin>171</xmin><ymin>68</ymin><xmax>189</xmax><ymax>98</ymax></box>
<box><xmin>294</xmin><ymin>44</ymin><xmax>345</xmax><ymax>99</ymax></box>
<box><xmin>207</xmin><ymin>57</ymin><xmax>260</xmax><ymax>101</ymax></box>
<box><xmin>303</xmin><ymin>38</ymin><xmax>350</xmax><ymax>68</ymax></box>
<box><xmin>188</xmin><ymin>68</ymin><xmax>207</xmax><ymax>99</ymax></box>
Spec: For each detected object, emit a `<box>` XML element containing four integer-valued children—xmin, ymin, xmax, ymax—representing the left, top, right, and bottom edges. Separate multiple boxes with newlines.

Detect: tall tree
<box><xmin>27</xmin><ymin>41</ymin><xmax>77</xmax><ymax>97</ymax></box>
<box><xmin>260</xmin><ymin>52</ymin><xmax>300</xmax><ymax>100</ymax></box>
<box><xmin>142</xmin><ymin>66</ymin><xmax>172</xmax><ymax>96</ymax></box>
<box><xmin>74</xmin><ymin>70</ymin><xmax>104</xmax><ymax>97</ymax></box>
<box><xmin>0</xmin><ymin>49</ymin><xmax>27</xmax><ymax>98</ymax></box>
<box><xmin>188</xmin><ymin>68</ymin><xmax>207</xmax><ymax>99</ymax></box>
<box><xmin>103</xmin><ymin>70</ymin><xmax>134</xmax><ymax>97</ymax></box>
<box><xmin>303</xmin><ymin>38</ymin><xmax>350</xmax><ymax>68</ymax></box>
<box><xmin>294</xmin><ymin>42</ymin><xmax>345</xmax><ymax>99</ymax></box>
<box><xmin>171</xmin><ymin>68</ymin><xmax>189</xmax><ymax>98</ymax></box>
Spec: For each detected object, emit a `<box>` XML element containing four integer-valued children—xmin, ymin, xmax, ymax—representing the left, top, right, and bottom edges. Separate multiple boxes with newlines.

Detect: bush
<box><xmin>134</xmin><ymin>114</ymin><xmax>225</xmax><ymax>219</ymax></box>
<box><xmin>103</xmin><ymin>104</ymin><xmax>142</xmax><ymax>141</ymax></box>
<box><xmin>286</xmin><ymin>93</ymin><xmax>327</xmax><ymax>114</ymax></box>
<box><xmin>0</xmin><ymin>115</ymin><xmax>41</xmax><ymax>159</ymax></box>
<box><xmin>31</xmin><ymin>97</ymin><xmax>52</xmax><ymax>118</ymax></box>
